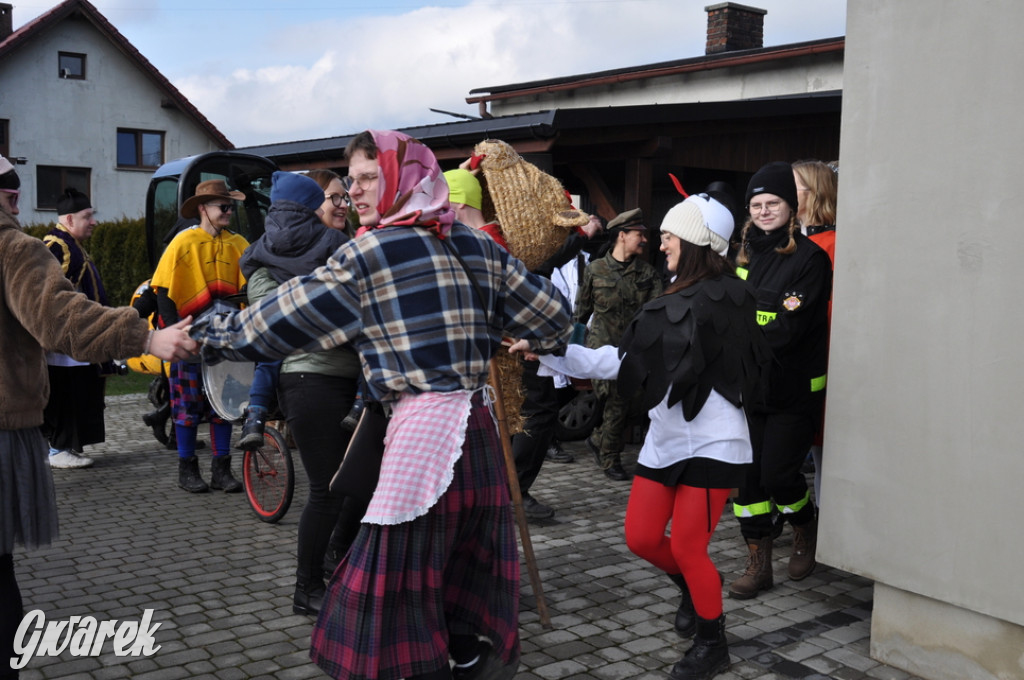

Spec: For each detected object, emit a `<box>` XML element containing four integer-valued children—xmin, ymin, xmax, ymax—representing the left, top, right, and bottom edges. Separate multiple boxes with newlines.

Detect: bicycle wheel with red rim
<box><xmin>243</xmin><ymin>427</ymin><xmax>294</xmax><ymax>523</ymax></box>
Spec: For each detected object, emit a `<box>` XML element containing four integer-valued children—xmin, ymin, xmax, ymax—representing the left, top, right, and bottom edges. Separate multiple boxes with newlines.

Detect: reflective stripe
<box><xmin>776</xmin><ymin>491</ymin><xmax>811</xmax><ymax>514</ymax></box>
<box><xmin>736</xmin><ymin>267</ymin><xmax>749</xmax><ymax>280</ymax></box>
<box><xmin>811</xmin><ymin>374</ymin><xmax>827</xmax><ymax>392</ymax></box>
<box><xmin>733</xmin><ymin>500</ymin><xmax>774</xmax><ymax>518</ymax></box>
<box><xmin>756</xmin><ymin>310</ymin><xmax>777</xmax><ymax>326</ymax></box>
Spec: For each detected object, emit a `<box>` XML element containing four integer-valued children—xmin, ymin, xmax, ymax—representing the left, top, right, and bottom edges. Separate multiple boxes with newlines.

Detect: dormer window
<box><xmin>58</xmin><ymin>52</ymin><xmax>85</xmax><ymax>79</ymax></box>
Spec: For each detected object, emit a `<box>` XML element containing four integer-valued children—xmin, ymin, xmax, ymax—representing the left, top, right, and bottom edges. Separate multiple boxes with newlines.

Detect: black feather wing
<box><xmin>618</xmin><ymin>276</ymin><xmax>771</xmax><ymax>420</ymax></box>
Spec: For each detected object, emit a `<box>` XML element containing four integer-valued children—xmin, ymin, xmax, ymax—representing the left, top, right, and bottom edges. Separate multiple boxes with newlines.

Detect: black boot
<box><xmin>237</xmin><ymin>407</ymin><xmax>267</xmax><ymax>451</ymax></box>
<box><xmin>322</xmin><ymin>544</ymin><xmax>343</xmax><ymax>580</ymax></box>
<box><xmin>451</xmin><ymin>636</ymin><xmax>519</xmax><ymax>680</ymax></box>
<box><xmin>669</xmin><ymin>615</ymin><xmax>729</xmax><ymax>680</ymax></box>
<box><xmin>341</xmin><ymin>397</ymin><xmax>364</xmax><ymax>432</ymax></box>
<box><xmin>667</xmin><ymin>573</ymin><xmax>696</xmax><ymax>638</ymax></box>
<box><xmin>178</xmin><ymin>456</ymin><xmax>209</xmax><ymax>493</ymax></box>
<box><xmin>210</xmin><ymin>455</ymin><xmax>243</xmax><ymax>493</ymax></box>
<box><xmin>293</xmin><ymin>576</ymin><xmax>326</xmax><ymax>616</ymax></box>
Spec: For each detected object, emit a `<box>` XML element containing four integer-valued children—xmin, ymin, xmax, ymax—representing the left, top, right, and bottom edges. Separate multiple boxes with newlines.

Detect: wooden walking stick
<box><xmin>489</xmin><ymin>359</ymin><xmax>552</xmax><ymax>628</ymax></box>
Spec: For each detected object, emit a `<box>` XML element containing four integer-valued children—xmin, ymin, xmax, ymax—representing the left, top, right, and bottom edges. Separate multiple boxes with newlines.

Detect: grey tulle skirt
<box><xmin>0</xmin><ymin>427</ymin><xmax>59</xmax><ymax>554</ymax></box>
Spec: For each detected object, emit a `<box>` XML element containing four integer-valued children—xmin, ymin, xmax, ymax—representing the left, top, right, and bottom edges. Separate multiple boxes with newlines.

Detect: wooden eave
<box><xmin>467</xmin><ymin>36</ymin><xmax>845</xmax><ymax>114</ymax></box>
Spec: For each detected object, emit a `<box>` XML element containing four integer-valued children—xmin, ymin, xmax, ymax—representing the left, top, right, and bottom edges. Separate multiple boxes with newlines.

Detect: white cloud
<box><xmin>11</xmin><ymin>1</ymin><xmax>846</xmax><ymax>147</ymax></box>
<box><xmin>166</xmin><ymin>0</ymin><xmax>846</xmax><ymax>146</ymax></box>
<box><xmin>176</xmin><ymin>1</ymin><xmax>701</xmax><ymax>145</ymax></box>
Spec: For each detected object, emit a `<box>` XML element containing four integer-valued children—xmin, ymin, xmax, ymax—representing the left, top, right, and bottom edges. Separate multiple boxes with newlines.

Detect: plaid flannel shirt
<box><xmin>192</xmin><ymin>222</ymin><xmax>572</xmax><ymax>402</ymax></box>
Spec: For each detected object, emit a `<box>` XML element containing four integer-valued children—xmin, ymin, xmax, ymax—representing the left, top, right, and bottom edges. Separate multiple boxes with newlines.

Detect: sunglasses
<box><xmin>206</xmin><ymin>203</ymin><xmax>235</xmax><ymax>213</ymax></box>
<box><xmin>0</xmin><ymin>188</ymin><xmax>19</xmax><ymax>209</ymax></box>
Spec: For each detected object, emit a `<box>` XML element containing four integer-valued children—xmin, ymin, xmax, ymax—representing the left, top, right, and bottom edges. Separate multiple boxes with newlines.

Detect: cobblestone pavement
<box><xmin>13</xmin><ymin>393</ymin><xmax>925</xmax><ymax>680</ymax></box>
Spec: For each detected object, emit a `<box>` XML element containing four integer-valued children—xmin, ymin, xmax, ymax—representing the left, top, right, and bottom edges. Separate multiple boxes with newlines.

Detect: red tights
<box><xmin>624</xmin><ymin>477</ymin><xmax>731</xmax><ymax>619</ymax></box>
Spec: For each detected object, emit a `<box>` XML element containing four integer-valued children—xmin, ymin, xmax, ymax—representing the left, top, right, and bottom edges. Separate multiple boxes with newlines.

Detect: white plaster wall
<box><xmin>820</xmin><ymin>0</ymin><xmax>1024</xmax><ymax>635</ymax></box>
<box><xmin>0</xmin><ymin>18</ymin><xmax>219</xmax><ymax>225</ymax></box>
<box><xmin>488</xmin><ymin>52</ymin><xmax>843</xmax><ymax>116</ymax></box>
<box><xmin>871</xmin><ymin>584</ymin><xmax>1024</xmax><ymax>680</ymax></box>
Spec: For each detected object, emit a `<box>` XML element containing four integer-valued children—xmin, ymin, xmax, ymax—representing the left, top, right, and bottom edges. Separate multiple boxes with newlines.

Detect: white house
<box><xmin>0</xmin><ymin>0</ymin><xmax>229</xmax><ymax>226</ymax></box>
<box><xmin>466</xmin><ymin>3</ymin><xmax>844</xmax><ymax>120</ymax></box>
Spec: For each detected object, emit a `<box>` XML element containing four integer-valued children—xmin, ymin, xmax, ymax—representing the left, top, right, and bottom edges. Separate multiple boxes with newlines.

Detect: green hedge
<box><xmin>26</xmin><ymin>218</ymin><xmax>150</xmax><ymax>307</ymax></box>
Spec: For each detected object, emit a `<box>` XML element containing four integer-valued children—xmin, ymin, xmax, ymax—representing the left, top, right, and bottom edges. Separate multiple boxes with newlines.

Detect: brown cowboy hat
<box><xmin>180</xmin><ymin>179</ymin><xmax>245</xmax><ymax>218</ymax></box>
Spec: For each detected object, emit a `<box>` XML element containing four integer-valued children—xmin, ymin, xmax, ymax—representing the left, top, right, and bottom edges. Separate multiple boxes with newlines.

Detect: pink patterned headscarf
<box><xmin>367</xmin><ymin>129</ymin><xmax>454</xmax><ymax>238</ymax></box>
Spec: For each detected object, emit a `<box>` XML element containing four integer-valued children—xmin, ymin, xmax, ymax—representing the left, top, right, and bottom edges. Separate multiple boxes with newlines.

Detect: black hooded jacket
<box><xmin>240</xmin><ymin>201</ymin><xmax>348</xmax><ymax>284</ymax></box>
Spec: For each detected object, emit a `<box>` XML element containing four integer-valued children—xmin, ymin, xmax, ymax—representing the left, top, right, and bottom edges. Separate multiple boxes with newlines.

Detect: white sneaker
<box><xmin>47</xmin><ymin>450</ymin><xmax>94</xmax><ymax>469</ymax></box>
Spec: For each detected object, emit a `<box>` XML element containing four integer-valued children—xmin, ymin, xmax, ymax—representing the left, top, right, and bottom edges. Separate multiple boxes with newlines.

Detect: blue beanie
<box><xmin>271</xmin><ymin>171</ymin><xmax>324</xmax><ymax>212</ymax></box>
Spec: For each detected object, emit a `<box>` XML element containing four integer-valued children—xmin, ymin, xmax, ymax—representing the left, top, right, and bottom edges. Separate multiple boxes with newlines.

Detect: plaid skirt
<box><xmin>310</xmin><ymin>395</ymin><xmax>519</xmax><ymax>680</ymax></box>
<box><xmin>168</xmin><ymin>361</ymin><xmax>225</xmax><ymax>427</ymax></box>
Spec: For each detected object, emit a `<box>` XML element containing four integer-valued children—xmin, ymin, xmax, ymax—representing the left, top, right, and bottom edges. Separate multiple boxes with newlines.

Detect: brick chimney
<box><xmin>704</xmin><ymin>3</ymin><xmax>766</xmax><ymax>54</ymax></box>
<box><xmin>0</xmin><ymin>3</ymin><xmax>12</xmax><ymax>42</ymax></box>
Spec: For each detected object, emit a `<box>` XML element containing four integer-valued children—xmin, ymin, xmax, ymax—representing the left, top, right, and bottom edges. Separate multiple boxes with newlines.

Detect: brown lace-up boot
<box><xmin>728</xmin><ymin>537</ymin><xmax>773</xmax><ymax>599</ymax></box>
<box><xmin>788</xmin><ymin>516</ymin><xmax>818</xmax><ymax>580</ymax></box>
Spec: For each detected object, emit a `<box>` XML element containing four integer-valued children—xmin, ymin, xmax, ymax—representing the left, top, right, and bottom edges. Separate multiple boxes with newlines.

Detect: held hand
<box><xmin>582</xmin><ymin>214</ymin><xmax>602</xmax><ymax>239</ymax></box>
<box><xmin>457</xmin><ymin>156</ymin><xmax>482</xmax><ymax>174</ymax></box>
<box><xmin>148</xmin><ymin>316</ymin><xmax>198</xmax><ymax>361</ymax></box>
<box><xmin>507</xmin><ymin>338</ymin><xmax>539</xmax><ymax>361</ymax></box>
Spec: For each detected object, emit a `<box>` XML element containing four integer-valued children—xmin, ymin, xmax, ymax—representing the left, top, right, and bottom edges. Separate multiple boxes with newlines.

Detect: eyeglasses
<box><xmin>748</xmin><ymin>199</ymin><xmax>783</xmax><ymax>214</ymax></box>
<box><xmin>206</xmin><ymin>203</ymin><xmax>235</xmax><ymax>213</ymax></box>
<box><xmin>325</xmin><ymin>193</ymin><xmax>348</xmax><ymax>208</ymax></box>
<box><xmin>341</xmin><ymin>173</ymin><xmax>378</xmax><ymax>192</ymax></box>
<box><xmin>0</xmin><ymin>188</ymin><xmax>19</xmax><ymax>208</ymax></box>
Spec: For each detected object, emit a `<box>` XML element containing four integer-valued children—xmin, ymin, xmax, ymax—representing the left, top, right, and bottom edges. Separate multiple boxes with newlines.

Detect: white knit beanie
<box><xmin>0</xmin><ymin>154</ymin><xmax>19</xmax><ymax>190</ymax></box>
<box><xmin>659</xmin><ymin>194</ymin><xmax>734</xmax><ymax>255</ymax></box>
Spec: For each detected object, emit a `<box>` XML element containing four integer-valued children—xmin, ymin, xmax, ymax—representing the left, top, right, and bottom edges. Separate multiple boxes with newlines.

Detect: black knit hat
<box><xmin>745</xmin><ymin>161</ymin><xmax>798</xmax><ymax>213</ymax></box>
<box><xmin>56</xmin><ymin>187</ymin><xmax>92</xmax><ymax>215</ymax></box>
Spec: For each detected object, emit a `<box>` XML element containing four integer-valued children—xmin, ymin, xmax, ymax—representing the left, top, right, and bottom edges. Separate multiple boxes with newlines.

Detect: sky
<box><xmin>15</xmin><ymin>0</ymin><xmax>847</xmax><ymax>148</ymax></box>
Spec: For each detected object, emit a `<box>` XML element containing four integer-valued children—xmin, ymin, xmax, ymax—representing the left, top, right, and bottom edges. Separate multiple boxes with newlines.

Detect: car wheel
<box><xmin>556</xmin><ymin>390</ymin><xmax>603</xmax><ymax>441</ymax></box>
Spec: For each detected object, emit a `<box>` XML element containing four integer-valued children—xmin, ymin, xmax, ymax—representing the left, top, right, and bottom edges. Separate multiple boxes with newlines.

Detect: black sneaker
<box><xmin>522</xmin><ymin>493</ymin><xmax>554</xmax><ymax>521</ymax></box>
<box><xmin>545</xmin><ymin>442</ymin><xmax>574</xmax><ymax>463</ymax></box>
<box><xmin>603</xmin><ymin>463</ymin><xmax>632</xmax><ymax>482</ymax></box>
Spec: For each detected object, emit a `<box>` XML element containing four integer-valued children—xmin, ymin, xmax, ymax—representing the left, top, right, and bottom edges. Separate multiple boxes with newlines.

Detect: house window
<box><xmin>117</xmin><ymin>129</ymin><xmax>164</xmax><ymax>168</ymax></box>
<box><xmin>0</xmin><ymin>120</ymin><xmax>8</xmax><ymax>158</ymax></box>
<box><xmin>58</xmin><ymin>52</ymin><xmax>86</xmax><ymax>79</ymax></box>
<box><xmin>37</xmin><ymin>166</ymin><xmax>90</xmax><ymax>210</ymax></box>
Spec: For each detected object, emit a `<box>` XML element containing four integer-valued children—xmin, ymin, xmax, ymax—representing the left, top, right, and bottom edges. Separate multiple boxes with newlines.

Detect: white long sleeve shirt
<box><xmin>539</xmin><ymin>345</ymin><xmax>752</xmax><ymax>470</ymax></box>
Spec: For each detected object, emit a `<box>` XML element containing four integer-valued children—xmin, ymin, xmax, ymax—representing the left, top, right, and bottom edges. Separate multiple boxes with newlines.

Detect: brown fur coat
<box><xmin>0</xmin><ymin>210</ymin><xmax>148</xmax><ymax>430</ymax></box>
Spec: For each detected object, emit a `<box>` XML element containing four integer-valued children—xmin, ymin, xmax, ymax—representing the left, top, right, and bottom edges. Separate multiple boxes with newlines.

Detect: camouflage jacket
<box><xmin>574</xmin><ymin>251</ymin><xmax>662</xmax><ymax>348</ymax></box>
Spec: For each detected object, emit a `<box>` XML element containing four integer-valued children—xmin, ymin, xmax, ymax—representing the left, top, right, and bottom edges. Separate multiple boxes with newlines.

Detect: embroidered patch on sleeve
<box><xmin>781</xmin><ymin>292</ymin><xmax>804</xmax><ymax>312</ymax></box>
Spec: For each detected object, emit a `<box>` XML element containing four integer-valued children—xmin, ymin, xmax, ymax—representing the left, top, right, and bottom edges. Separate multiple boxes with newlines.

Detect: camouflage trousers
<box><xmin>590</xmin><ymin>379</ymin><xmax>639</xmax><ymax>468</ymax></box>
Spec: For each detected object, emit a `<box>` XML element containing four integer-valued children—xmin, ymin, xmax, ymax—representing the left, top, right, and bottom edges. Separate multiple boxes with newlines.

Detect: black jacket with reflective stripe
<box><xmin>741</xmin><ymin>228</ymin><xmax>832</xmax><ymax>411</ymax></box>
